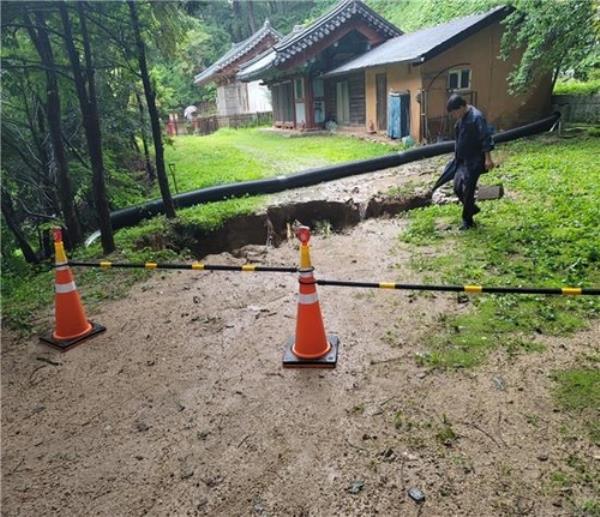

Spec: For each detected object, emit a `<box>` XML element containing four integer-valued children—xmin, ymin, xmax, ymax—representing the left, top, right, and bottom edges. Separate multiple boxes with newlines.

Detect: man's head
<box><xmin>447</xmin><ymin>94</ymin><xmax>467</xmax><ymax>120</ymax></box>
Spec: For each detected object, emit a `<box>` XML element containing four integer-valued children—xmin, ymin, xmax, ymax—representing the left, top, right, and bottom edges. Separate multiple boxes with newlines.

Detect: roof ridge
<box><xmin>194</xmin><ymin>22</ymin><xmax>282</xmax><ymax>84</ymax></box>
<box><xmin>410</xmin><ymin>4</ymin><xmax>508</xmax><ymax>32</ymax></box>
<box><xmin>272</xmin><ymin>0</ymin><xmax>401</xmax><ymax>66</ymax></box>
<box><xmin>323</xmin><ymin>4</ymin><xmax>512</xmax><ymax>77</ymax></box>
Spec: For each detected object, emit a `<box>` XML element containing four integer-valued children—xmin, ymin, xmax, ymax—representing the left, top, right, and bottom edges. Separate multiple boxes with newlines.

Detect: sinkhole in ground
<box><xmin>133</xmin><ymin>192</ymin><xmax>433</xmax><ymax>258</ymax></box>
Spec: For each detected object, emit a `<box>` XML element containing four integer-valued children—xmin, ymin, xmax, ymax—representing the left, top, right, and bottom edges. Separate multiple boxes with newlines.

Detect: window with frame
<box><xmin>294</xmin><ymin>78</ymin><xmax>304</xmax><ymax>100</ymax></box>
<box><xmin>448</xmin><ymin>68</ymin><xmax>471</xmax><ymax>91</ymax></box>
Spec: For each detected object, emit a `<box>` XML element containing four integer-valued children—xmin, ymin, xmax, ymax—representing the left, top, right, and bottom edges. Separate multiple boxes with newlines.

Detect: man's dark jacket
<box><xmin>433</xmin><ymin>107</ymin><xmax>494</xmax><ymax>192</ymax></box>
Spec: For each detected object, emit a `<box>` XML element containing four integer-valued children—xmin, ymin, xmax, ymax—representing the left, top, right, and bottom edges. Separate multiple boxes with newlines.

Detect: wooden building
<box><xmin>194</xmin><ymin>20</ymin><xmax>281</xmax><ymax>117</ymax></box>
<box><xmin>237</xmin><ymin>0</ymin><xmax>401</xmax><ymax>130</ymax></box>
<box><xmin>239</xmin><ymin>1</ymin><xmax>552</xmax><ymax>142</ymax></box>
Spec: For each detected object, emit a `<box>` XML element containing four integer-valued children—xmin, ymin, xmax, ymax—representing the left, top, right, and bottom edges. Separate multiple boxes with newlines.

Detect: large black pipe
<box><xmin>110</xmin><ymin>112</ymin><xmax>560</xmax><ymax>231</ymax></box>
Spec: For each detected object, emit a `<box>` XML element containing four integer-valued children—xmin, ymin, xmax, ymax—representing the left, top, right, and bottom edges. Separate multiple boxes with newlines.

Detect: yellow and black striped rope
<box><xmin>65</xmin><ymin>262</ymin><xmax>599</xmax><ymax>296</ymax></box>
<box><xmin>315</xmin><ymin>279</ymin><xmax>598</xmax><ymax>296</ymax></box>
<box><xmin>68</xmin><ymin>261</ymin><xmax>297</xmax><ymax>273</ymax></box>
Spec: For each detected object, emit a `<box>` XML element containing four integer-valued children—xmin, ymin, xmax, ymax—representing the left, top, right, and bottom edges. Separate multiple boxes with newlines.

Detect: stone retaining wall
<box><xmin>552</xmin><ymin>94</ymin><xmax>600</xmax><ymax>123</ymax></box>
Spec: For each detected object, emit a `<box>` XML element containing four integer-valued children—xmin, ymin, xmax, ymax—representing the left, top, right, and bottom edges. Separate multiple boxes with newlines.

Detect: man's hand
<box><xmin>484</xmin><ymin>153</ymin><xmax>495</xmax><ymax>171</ymax></box>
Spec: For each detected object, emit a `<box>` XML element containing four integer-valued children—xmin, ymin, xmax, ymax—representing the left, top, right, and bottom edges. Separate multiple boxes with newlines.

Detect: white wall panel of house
<box><xmin>295</xmin><ymin>102</ymin><xmax>306</xmax><ymax>124</ymax></box>
<box><xmin>247</xmin><ymin>81</ymin><xmax>272</xmax><ymax>112</ymax></box>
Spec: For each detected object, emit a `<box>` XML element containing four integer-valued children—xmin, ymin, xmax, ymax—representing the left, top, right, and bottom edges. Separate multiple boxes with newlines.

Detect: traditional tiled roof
<box><xmin>238</xmin><ymin>0</ymin><xmax>402</xmax><ymax>81</ymax></box>
<box><xmin>194</xmin><ymin>20</ymin><xmax>282</xmax><ymax>85</ymax></box>
<box><xmin>323</xmin><ymin>5</ymin><xmax>512</xmax><ymax>77</ymax></box>
<box><xmin>236</xmin><ymin>49</ymin><xmax>278</xmax><ymax>80</ymax></box>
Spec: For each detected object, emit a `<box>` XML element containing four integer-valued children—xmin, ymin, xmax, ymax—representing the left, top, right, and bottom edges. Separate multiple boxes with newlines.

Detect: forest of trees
<box><xmin>0</xmin><ymin>1</ymin><xmax>336</xmax><ymax>266</ymax></box>
<box><xmin>1</xmin><ymin>1</ymin><xmax>597</xmax><ymax>270</ymax></box>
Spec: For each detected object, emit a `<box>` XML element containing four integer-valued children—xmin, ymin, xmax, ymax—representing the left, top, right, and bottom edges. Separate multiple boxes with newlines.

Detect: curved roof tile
<box><xmin>194</xmin><ymin>20</ymin><xmax>282</xmax><ymax>85</ymax></box>
<box><xmin>238</xmin><ymin>0</ymin><xmax>401</xmax><ymax>82</ymax></box>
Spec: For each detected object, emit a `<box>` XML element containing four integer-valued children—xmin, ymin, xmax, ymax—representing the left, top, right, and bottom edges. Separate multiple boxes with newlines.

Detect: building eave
<box><xmin>194</xmin><ymin>20</ymin><xmax>282</xmax><ymax>85</ymax></box>
<box><xmin>322</xmin><ymin>5</ymin><xmax>513</xmax><ymax>77</ymax></box>
<box><xmin>272</xmin><ymin>0</ymin><xmax>402</xmax><ymax>67</ymax></box>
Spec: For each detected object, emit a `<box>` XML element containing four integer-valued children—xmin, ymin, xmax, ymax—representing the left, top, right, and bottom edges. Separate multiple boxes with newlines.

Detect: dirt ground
<box><xmin>2</xmin><ymin>159</ymin><xmax>599</xmax><ymax>516</ymax></box>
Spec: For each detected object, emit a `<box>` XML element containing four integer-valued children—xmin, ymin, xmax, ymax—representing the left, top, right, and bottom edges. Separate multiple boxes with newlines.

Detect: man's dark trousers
<box><xmin>453</xmin><ymin>158</ymin><xmax>484</xmax><ymax>226</ymax></box>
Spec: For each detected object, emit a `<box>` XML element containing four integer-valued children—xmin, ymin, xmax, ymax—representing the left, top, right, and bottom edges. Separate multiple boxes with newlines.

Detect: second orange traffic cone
<box><xmin>40</xmin><ymin>228</ymin><xmax>105</xmax><ymax>351</ymax></box>
<box><xmin>283</xmin><ymin>225</ymin><xmax>339</xmax><ymax>368</ymax></box>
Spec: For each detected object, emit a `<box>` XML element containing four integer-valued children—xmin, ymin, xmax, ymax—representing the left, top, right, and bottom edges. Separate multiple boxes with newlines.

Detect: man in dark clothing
<box><xmin>447</xmin><ymin>94</ymin><xmax>495</xmax><ymax>230</ymax></box>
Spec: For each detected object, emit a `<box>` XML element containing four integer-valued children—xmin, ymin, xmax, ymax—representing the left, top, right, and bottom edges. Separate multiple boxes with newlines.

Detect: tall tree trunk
<box><xmin>135</xmin><ymin>90</ymin><xmax>156</xmax><ymax>183</ymax></box>
<box><xmin>551</xmin><ymin>56</ymin><xmax>564</xmax><ymax>91</ymax></box>
<box><xmin>34</xmin><ymin>101</ymin><xmax>60</xmax><ymax>217</ymax></box>
<box><xmin>77</xmin><ymin>2</ymin><xmax>115</xmax><ymax>253</ymax></box>
<box><xmin>24</xmin><ymin>10</ymin><xmax>83</xmax><ymax>248</ymax></box>
<box><xmin>1</xmin><ymin>188</ymin><xmax>40</xmax><ymax>264</ymax></box>
<box><xmin>128</xmin><ymin>1</ymin><xmax>176</xmax><ymax>218</ymax></box>
<box><xmin>247</xmin><ymin>1</ymin><xmax>257</xmax><ymax>34</ymax></box>
<box><xmin>231</xmin><ymin>0</ymin><xmax>243</xmax><ymax>41</ymax></box>
<box><xmin>17</xmin><ymin>34</ymin><xmax>59</xmax><ymax>225</ymax></box>
<box><xmin>59</xmin><ymin>2</ymin><xmax>115</xmax><ymax>254</ymax></box>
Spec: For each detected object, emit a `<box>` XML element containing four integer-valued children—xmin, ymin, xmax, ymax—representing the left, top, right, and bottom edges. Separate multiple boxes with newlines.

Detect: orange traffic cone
<box><xmin>40</xmin><ymin>228</ymin><xmax>105</xmax><ymax>351</ymax></box>
<box><xmin>283</xmin><ymin>226</ymin><xmax>339</xmax><ymax>368</ymax></box>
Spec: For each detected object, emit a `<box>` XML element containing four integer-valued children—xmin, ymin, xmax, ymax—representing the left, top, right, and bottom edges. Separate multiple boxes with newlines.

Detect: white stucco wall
<box><xmin>247</xmin><ymin>81</ymin><xmax>272</xmax><ymax>113</ymax></box>
<box><xmin>216</xmin><ymin>81</ymin><xmax>272</xmax><ymax>116</ymax></box>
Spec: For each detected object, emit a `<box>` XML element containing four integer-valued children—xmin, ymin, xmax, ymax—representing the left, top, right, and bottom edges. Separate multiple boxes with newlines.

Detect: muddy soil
<box><xmin>2</xmin><ymin>221</ymin><xmax>598</xmax><ymax>516</ymax></box>
<box><xmin>2</xmin><ymin>157</ymin><xmax>598</xmax><ymax>516</ymax></box>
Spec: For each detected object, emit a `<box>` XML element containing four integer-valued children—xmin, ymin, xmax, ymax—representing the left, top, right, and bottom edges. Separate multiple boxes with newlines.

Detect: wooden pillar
<box><xmin>305</xmin><ymin>75</ymin><xmax>315</xmax><ymax>129</ymax></box>
<box><xmin>291</xmin><ymin>80</ymin><xmax>297</xmax><ymax>128</ymax></box>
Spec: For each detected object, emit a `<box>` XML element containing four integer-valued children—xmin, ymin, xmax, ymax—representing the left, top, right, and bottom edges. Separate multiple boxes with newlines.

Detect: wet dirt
<box><xmin>2</xmin><ymin>156</ymin><xmax>598</xmax><ymax>516</ymax></box>
<box><xmin>135</xmin><ymin>156</ymin><xmax>443</xmax><ymax>258</ymax></box>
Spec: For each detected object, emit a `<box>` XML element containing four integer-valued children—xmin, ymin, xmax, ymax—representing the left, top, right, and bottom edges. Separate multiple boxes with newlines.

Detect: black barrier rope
<box><xmin>315</xmin><ymin>279</ymin><xmax>600</xmax><ymax>296</ymax></box>
<box><xmin>66</xmin><ymin>261</ymin><xmax>600</xmax><ymax>296</ymax></box>
<box><xmin>67</xmin><ymin>261</ymin><xmax>298</xmax><ymax>273</ymax></box>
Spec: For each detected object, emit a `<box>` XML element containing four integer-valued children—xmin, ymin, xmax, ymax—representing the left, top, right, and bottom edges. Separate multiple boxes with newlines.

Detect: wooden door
<box><xmin>376</xmin><ymin>73</ymin><xmax>387</xmax><ymax>131</ymax></box>
<box><xmin>399</xmin><ymin>93</ymin><xmax>410</xmax><ymax>137</ymax></box>
<box><xmin>387</xmin><ymin>91</ymin><xmax>410</xmax><ymax>138</ymax></box>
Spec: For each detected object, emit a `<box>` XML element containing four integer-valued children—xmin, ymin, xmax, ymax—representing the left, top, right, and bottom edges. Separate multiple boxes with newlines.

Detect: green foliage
<box><xmin>554</xmin><ymin>79</ymin><xmax>600</xmax><ymax>96</ymax></box>
<box><xmin>435</xmin><ymin>414</ymin><xmax>458</xmax><ymax>446</ymax></box>
<box><xmin>150</xmin><ymin>17</ymin><xmax>219</xmax><ymax>110</ymax></box>
<box><xmin>546</xmin><ymin>451</ymin><xmax>600</xmax><ymax>514</ymax></box>
<box><xmin>367</xmin><ymin>0</ymin><xmax>501</xmax><ymax>32</ymax></box>
<box><xmin>0</xmin><ymin>242</ymin><xmax>181</xmax><ymax>336</ymax></box>
<box><xmin>501</xmin><ymin>0</ymin><xmax>599</xmax><ymax>93</ymax></box>
<box><xmin>177</xmin><ymin>197</ymin><xmax>262</xmax><ymax>231</ymax></box>
<box><xmin>175</xmin><ymin>1</ymin><xmax>339</xmax><ymax>108</ymax></box>
<box><xmin>553</xmin><ymin>369</ymin><xmax>600</xmax><ymax>412</ymax></box>
<box><xmin>402</xmin><ymin>134</ymin><xmax>600</xmax><ymax>368</ymax></box>
<box><xmin>366</xmin><ymin>0</ymin><xmax>599</xmax><ymax>94</ymax></box>
<box><xmin>105</xmin><ymin>163</ymin><xmax>149</xmax><ymax>209</ymax></box>
<box><xmin>578</xmin><ymin>500</ymin><xmax>600</xmax><ymax>516</ymax></box>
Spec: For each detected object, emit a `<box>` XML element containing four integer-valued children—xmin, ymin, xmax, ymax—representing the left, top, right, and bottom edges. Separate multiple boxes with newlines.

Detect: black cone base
<box><xmin>40</xmin><ymin>321</ymin><xmax>106</xmax><ymax>352</ymax></box>
<box><xmin>283</xmin><ymin>335</ymin><xmax>339</xmax><ymax>368</ymax></box>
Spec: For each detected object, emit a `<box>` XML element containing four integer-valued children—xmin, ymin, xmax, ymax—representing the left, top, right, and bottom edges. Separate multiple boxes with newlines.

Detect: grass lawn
<box><xmin>397</xmin><ymin>131</ymin><xmax>599</xmax><ymax>449</ymax></box>
<box><xmin>401</xmin><ymin>133</ymin><xmax>600</xmax><ymax>369</ymax></box>
<box><xmin>161</xmin><ymin>128</ymin><xmax>399</xmax><ymax>195</ymax></box>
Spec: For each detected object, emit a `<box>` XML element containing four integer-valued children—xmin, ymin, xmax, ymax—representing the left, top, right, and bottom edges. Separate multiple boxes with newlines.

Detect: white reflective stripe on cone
<box><xmin>298</xmin><ymin>292</ymin><xmax>319</xmax><ymax>304</ymax></box>
<box><xmin>55</xmin><ymin>260</ymin><xmax>68</xmax><ymax>266</ymax></box>
<box><xmin>299</xmin><ymin>271</ymin><xmax>313</xmax><ymax>278</ymax></box>
<box><xmin>56</xmin><ymin>265</ymin><xmax>69</xmax><ymax>271</ymax></box>
<box><xmin>55</xmin><ymin>281</ymin><xmax>77</xmax><ymax>294</ymax></box>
